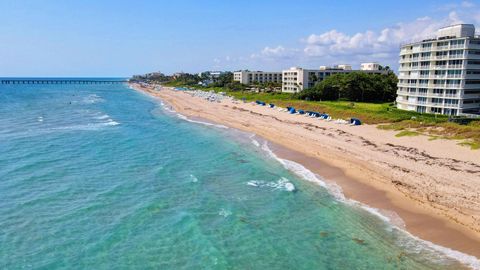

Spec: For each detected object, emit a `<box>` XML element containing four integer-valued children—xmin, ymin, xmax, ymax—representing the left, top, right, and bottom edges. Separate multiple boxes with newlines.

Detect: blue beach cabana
<box><xmin>350</xmin><ymin>118</ymin><xmax>362</xmax><ymax>125</ymax></box>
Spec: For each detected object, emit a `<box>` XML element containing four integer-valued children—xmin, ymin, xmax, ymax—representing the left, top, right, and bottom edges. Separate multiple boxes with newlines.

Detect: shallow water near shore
<box><xmin>0</xmin><ymin>83</ymin><xmax>476</xmax><ymax>269</ymax></box>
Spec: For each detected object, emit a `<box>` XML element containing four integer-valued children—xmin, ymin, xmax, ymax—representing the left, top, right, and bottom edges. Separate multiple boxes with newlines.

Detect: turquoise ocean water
<box><xmin>0</xmin><ymin>81</ymin><xmax>477</xmax><ymax>269</ymax></box>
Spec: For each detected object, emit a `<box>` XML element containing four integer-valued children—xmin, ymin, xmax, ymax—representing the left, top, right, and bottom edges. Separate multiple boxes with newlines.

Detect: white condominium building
<box><xmin>233</xmin><ymin>70</ymin><xmax>282</xmax><ymax>84</ymax></box>
<box><xmin>397</xmin><ymin>24</ymin><xmax>480</xmax><ymax>116</ymax></box>
<box><xmin>282</xmin><ymin>63</ymin><xmax>384</xmax><ymax>93</ymax></box>
<box><xmin>360</xmin><ymin>62</ymin><xmax>380</xmax><ymax>71</ymax></box>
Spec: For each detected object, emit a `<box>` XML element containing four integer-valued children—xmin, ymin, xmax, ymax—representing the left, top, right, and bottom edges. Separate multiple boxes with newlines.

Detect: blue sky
<box><xmin>1</xmin><ymin>0</ymin><xmax>479</xmax><ymax>76</ymax></box>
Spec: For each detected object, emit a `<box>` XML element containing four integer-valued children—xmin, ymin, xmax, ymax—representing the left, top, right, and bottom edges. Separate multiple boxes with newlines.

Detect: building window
<box><xmin>416</xmin><ymin>106</ymin><xmax>427</xmax><ymax>113</ymax></box>
<box><xmin>431</xmin><ymin>107</ymin><xmax>442</xmax><ymax>113</ymax></box>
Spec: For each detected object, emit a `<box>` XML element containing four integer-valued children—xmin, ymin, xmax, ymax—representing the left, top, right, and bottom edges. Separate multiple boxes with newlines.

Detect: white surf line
<box><xmin>258</xmin><ymin>139</ymin><xmax>480</xmax><ymax>269</ymax></box>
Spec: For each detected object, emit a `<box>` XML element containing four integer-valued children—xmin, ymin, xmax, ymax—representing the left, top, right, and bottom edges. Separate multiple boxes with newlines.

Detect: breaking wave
<box><xmin>258</xmin><ymin>140</ymin><xmax>480</xmax><ymax>269</ymax></box>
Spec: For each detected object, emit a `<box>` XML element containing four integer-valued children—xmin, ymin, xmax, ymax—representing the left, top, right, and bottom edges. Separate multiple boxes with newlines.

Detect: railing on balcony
<box><xmin>450</xmin><ymin>44</ymin><xmax>464</xmax><ymax>49</ymax></box>
<box><xmin>435</xmin><ymin>55</ymin><xmax>448</xmax><ymax>60</ymax></box>
<box><xmin>448</xmin><ymin>54</ymin><xmax>465</xmax><ymax>59</ymax></box>
<box><xmin>444</xmin><ymin>103</ymin><xmax>460</xmax><ymax>108</ymax></box>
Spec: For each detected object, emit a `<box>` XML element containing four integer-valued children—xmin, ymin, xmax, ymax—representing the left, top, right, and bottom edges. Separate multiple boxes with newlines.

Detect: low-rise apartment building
<box><xmin>282</xmin><ymin>63</ymin><xmax>384</xmax><ymax>93</ymax></box>
<box><xmin>233</xmin><ymin>70</ymin><xmax>282</xmax><ymax>84</ymax></box>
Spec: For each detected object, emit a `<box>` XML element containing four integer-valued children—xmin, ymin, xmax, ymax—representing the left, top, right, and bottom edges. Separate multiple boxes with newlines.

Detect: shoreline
<box><xmin>129</xmin><ymin>83</ymin><xmax>480</xmax><ymax>263</ymax></box>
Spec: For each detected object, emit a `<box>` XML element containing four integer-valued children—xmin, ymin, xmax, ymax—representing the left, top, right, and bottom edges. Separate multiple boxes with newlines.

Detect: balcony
<box><xmin>419</xmin><ymin>65</ymin><xmax>432</xmax><ymax>70</ymax></box>
<box><xmin>432</xmin><ymin>65</ymin><xmax>447</xmax><ymax>69</ymax></box>
<box><xmin>446</xmin><ymin>74</ymin><xmax>463</xmax><ymax>78</ymax></box>
<box><xmin>448</xmin><ymin>54</ymin><xmax>465</xmax><ymax>59</ymax></box>
<box><xmin>445</xmin><ymin>84</ymin><xmax>461</xmax><ymax>89</ymax></box>
<box><xmin>450</xmin><ymin>44</ymin><xmax>464</xmax><ymax>49</ymax></box>
<box><xmin>420</xmin><ymin>56</ymin><xmax>431</xmax><ymax>60</ymax></box>
<box><xmin>448</xmin><ymin>64</ymin><xmax>464</xmax><ymax>69</ymax></box>
<box><xmin>434</xmin><ymin>55</ymin><xmax>449</xmax><ymax>60</ymax></box>
<box><xmin>444</xmin><ymin>103</ymin><xmax>460</xmax><ymax>108</ymax></box>
<box><xmin>435</xmin><ymin>46</ymin><xmax>449</xmax><ymax>50</ymax></box>
<box><xmin>467</xmin><ymin>54</ymin><xmax>480</xmax><ymax>60</ymax></box>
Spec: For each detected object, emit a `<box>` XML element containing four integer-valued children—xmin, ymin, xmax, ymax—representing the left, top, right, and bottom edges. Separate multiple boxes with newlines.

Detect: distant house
<box><xmin>172</xmin><ymin>72</ymin><xmax>186</xmax><ymax>79</ymax></box>
<box><xmin>197</xmin><ymin>71</ymin><xmax>226</xmax><ymax>86</ymax></box>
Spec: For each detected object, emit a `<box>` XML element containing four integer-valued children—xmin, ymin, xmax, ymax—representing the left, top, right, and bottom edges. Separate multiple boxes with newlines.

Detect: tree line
<box><xmin>133</xmin><ymin>69</ymin><xmax>399</xmax><ymax>103</ymax></box>
<box><xmin>297</xmin><ymin>71</ymin><xmax>398</xmax><ymax>102</ymax></box>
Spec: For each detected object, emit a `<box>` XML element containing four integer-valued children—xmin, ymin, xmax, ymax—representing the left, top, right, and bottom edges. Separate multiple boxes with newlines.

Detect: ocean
<box><xmin>0</xmin><ymin>81</ymin><xmax>476</xmax><ymax>269</ymax></box>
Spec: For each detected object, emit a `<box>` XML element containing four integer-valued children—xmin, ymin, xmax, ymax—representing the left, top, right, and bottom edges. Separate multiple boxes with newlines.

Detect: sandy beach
<box><xmin>132</xmin><ymin>83</ymin><xmax>480</xmax><ymax>259</ymax></box>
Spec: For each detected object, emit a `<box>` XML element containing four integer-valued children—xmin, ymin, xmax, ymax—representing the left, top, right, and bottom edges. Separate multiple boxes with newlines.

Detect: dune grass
<box><xmin>458</xmin><ymin>141</ymin><xmax>480</xmax><ymax>150</ymax></box>
<box><xmin>395</xmin><ymin>130</ymin><xmax>420</xmax><ymax>137</ymax></box>
<box><xmin>224</xmin><ymin>91</ymin><xmax>449</xmax><ymax>124</ymax></box>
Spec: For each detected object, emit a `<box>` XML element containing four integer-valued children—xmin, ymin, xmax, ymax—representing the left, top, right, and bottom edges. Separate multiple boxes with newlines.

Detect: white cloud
<box><xmin>243</xmin><ymin>2</ymin><xmax>480</xmax><ymax>70</ymax></box>
<box><xmin>461</xmin><ymin>1</ymin><xmax>475</xmax><ymax>8</ymax></box>
<box><xmin>250</xmin><ymin>46</ymin><xmax>299</xmax><ymax>59</ymax></box>
<box><xmin>302</xmin><ymin>13</ymin><xmax>468</xmax><ymax>59</ymax></box>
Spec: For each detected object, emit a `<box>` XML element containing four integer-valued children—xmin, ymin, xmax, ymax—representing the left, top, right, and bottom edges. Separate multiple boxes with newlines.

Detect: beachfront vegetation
<box><xmin>223</xmin><ymin>91</ymin><xmax>480</xmax><ymax>148</ymax></box>
<box><xmin>296</xmin><ymin>72</ymin><xmax>398</xmax><ymax>102</ymax></box>
<box><xmin>133</xmin><ymin>71</ymin><xmax>479</xmax><ymax>149</ymax></box>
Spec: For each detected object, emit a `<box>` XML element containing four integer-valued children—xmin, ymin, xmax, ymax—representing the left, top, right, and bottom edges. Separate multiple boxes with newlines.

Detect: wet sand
<box><xmin>269</xmin><ymin>141</ymin><xmax>480</xmax><ymax>258</ymax></box>
<box><xmin>131</xmin><ymin>84</ymin><xmax>480</xmax><ymax>260</ymax></box>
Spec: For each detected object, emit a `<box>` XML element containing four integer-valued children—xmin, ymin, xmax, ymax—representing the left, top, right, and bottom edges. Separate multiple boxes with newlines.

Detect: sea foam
<box><xmin>258</xmin><ymin>140</ymin><xmax>480</xmax><ymax>269</ymax></box>
<box><xmin>247</xmin><ymin>177</ymin><xmax>296</xmax><ymax>192</ymax></box>
<box><xmin>83</xmin><ymin>94</ymin><xmax>104</xmax><ymax>104</ymax></box>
